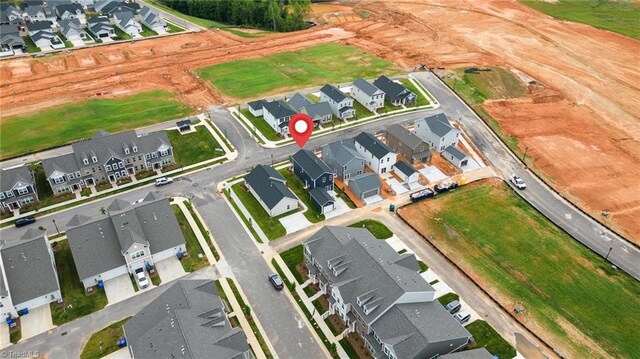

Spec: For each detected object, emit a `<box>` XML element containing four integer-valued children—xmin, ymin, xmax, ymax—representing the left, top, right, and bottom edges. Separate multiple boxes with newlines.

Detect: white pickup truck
<box><xmin>510</xmin><ymin>174</ymin><xmax>527</xmax><ymax>189</ymax></box>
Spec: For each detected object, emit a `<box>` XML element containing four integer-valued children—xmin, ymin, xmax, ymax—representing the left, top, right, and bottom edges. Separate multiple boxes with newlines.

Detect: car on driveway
<box><xmin>445</xmin><ymin>300</ymin><xmax>461</xmax><ymax>314</ymax></box>
<box><xmin>510</xmin><ymin>174</ymin><xmax>527</xmax><ymax>189</ymax></box>
<box><xmin>454</xmin><ymin>311</ymin><xmax>471</xmax><ymax>324</ymax></box>
<box><xmin>155</xmin><ymin>177</ymin><xmax>173</xmax><ymax>186</ymax></box>
<box><xmin>135</xmin><ymin>268</ymin><xmax>149</xmax><ymax>289</ymax></box>
<box><xmin>14</xmin><ymin>216</ymin><xmax>36</xmax><ymax>228</ymax></box>
<box><xmin>268</xmin><ymin>274</ymin><xmax>284</xmax><ymax>291</ymax></box>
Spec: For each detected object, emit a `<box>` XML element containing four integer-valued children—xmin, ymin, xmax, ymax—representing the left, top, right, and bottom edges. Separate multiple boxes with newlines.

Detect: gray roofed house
<box><xmin>414</xmin><ymin>113</ymin><xmax>460</xmax><ymax>152</ymax></box>
<box><xmin>0</xmin><ymin>24</ymin><xmax>25</xmax><ymax>53</ymax></box>
<box><xmin>348</xmin><ymin>172</ymin><xmax>381</xmax><ymax>202</ymax></box>
<box><xmin>65</xmin><ymin>194</ymin><xmax>186</xmax><ymax>290</ymax></box>
<box><xmin>139</xmin><ymin>5</ymin><xmax>166</xmax><ymax>33</ymax></box>
<box><xmin>26</xmin><ymin>21</ymin><xmax>53</xmax><ymax>32</ymax></box>
<box><xmin>0</xmin><ymin>228</ymin><xmax>61</xmax><ymax>320</ymax></box>
<box><xmin>291</xmin><ymin>149</ymin><xmax>334</xmax><ymax>187</ymax></box>
<box><xmin>27</xmin><ymin>21</ymin><xmax>64</xmax><ymax>50</ymax></box>
<box><xmin>58</xmin><ymin>18</ymin><xmax>88</xmax><ymax>41</ymax></box>
<box><xmin>321</xmin><ymin>139</ymin><xmax>365</xmax><ymax>181</ymax></box>
<box><xmin>354</xmin><ymin>132</ymin><xmax>393</xmax><ymax>160</ymax></box>
<box><xmin>304</xmin><ymin>226</ymin><xmax>472</xmax><ymax>359</ymax></box>
<box><xmin>123</xmin><ymin>280</ymin><xmax>253</xmax><ymax>359</ymax></box>
<box><xmin>302</xmin><ymin>102</ymin><xmax>333</xmax><ymax>126</ymax></box>
<box><xmin>386</xmin><ymin>123</ymin><xmax>431</xmax><ymax>163</ymax></box>
<box><xmin>373</xmin><ymin>75</ymin><xmax>417</xmax><ymax>106</ymax></box>
<box><xmin>444</xmin><ymin>145</ymin><xmax>469</xmax><ymax>169</ymax></box>
<box><xmin>309</xmin><ymin>187</ymin><xmax>335</xmax><ymax>214</ymax></box>
<box><xmin>113</xmin><ymin>10</ymin><xmax>141</xmax><ymax>37</ymax></box>
<box><xmin>320</xmin><ymin>84</ymin><xmax>348</xmax><ymax>103</ymax></box>
<box><xmin>247</xmin><ymin>99</ymin><xmax>267</xmax><ymax>117</ymax></box>
<box><xmin>393</xmin><ymin>160</ymin><xmax>417</xmax><ymax>178</ymax></box>
<box><xmin>287</xmin><ymin>92</ymin><xmax>312</xmax><ymax>112</ymax></box>
<box><xmin>351</xmin><ymin>78</ymin><xmax>385</xmax><ymax>111</ymax></box>
<box><xmin>87</xmin><ymin>15</ymin><xmax>115</xmax><ymax>38</ymax></box>
<box><xmin>244</xmin><ymin>165</ymin><xmax>298</xmax><ymax>217</ymax></box>
<box><xmin>354</xmin><ymin>132</ymin><xmax>397</xmax><ymax>174</ymax></box>
<box><xmin>320</xmin><ymin>85</ymin><xmax>355</xmax><ymax>120</ymax></box>
<box><xmin>55</xmin><ymin>3</ymin><xmax>84</xmax><ymax>20</ymax></box>
<box><xmin>0</xmin><ymin>165</ymin><xmax>39</xmax><ymax>213</ymax></box>
<box><xmin>0</xmin><ymin>4</ymin><xmax>23</xmax><ymax>24</ymax></box>
<box><xmin>441</xmin><ymin>348</ymin><xmax>494</xmax><ymax>359</ymax></box>
<box><xmin>24</xmin><ymin>5</ymin><xmax>46</xmax><ymax>22</ymax></box>
<box><xmin>262</xmin><ymin>100</ymin><xmax>296</xmax><ymax>135</ymax></box>
<box><xmin>94</xmin><ymin>0</ymin><xmax>140</xmax><ymax>15</ymax></box>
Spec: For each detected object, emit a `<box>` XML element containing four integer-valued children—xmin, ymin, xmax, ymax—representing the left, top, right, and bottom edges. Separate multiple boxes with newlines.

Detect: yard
<box><xmin>165</xmin><ymin>20</ymin><xmax>186</xmax><ymax>33</ymax></box>
<box><xmin>166</xmin><ymin>126</ymin><xmax>223</xmax><ymax>166</ymax></box>
<box><xmin>50</xmin><ymin>239</ymin><xmax>108</xmax><ymax>326</ymax></box>
<box><xmin>239</xmin><ymin>109</ymin><xmax>280</xmax><ymax>142</ymax></box>
<box><xmin>80</xmin><ymin>317</ymin><xmax>131</xmax><ymax>359</ymax></box>
<box><xmin>464</xmin><ymin>320</ymin><xmax>516</xmax><ymax>359</ymax></box>
<box><xmin>197</xmin><ymin>42</ymin><xmax>401</xmax><ymax>99</ymax></box>
<box><xmin>399</xmin><ymin>79</ymin><xmax>432</xmax><ymax>106</ymax></box>
<box><xmin>21</xmin><ymin>36</ymin><xmax>41</xmax><ymax>53</ymax></box>
<box><xmin>113</xmin><ymin>26</ymin><xmax>132</xmax><ymax>40</ymax></box>
<box><xmin>278</xmin><ymin>168</ymin><xmax>325</xmax><ymax>223</ymax></box>
<box><xmin>280</xmin><ymin>245</ymin><xmax>305</xmax><ymax>284</ymax></box>
<box><xmin>172</xmin><ymin>205</ymin><xmax>209</xmax><ymax>272</ymax></box>
<box><xmin>1</xmin><ymin>90</ymin><xmax>192</xmax><ymax>160</ymax></box>
<box><xmin>437</xmin><ymin>292</ymin><xmax>459</xmax><ymax>306</ymax></box>
<box><xmin>400</xmin><ymin>180</ymin><xmax>640</xmax><ymax>359</ymax></box>
<box><xmin>231</xmin><ymin>182</ymin><xmax>289</xmax><ymax>241</ymax></box>
<box><xmin>140</xmin><ymin>24</ymin><xmax>158</xmax><ymax>37</ymax></box>
<box><xmin>348</xmin><ymin>219</ymin><xmax>393</xmax><ymax>239</ymax></box>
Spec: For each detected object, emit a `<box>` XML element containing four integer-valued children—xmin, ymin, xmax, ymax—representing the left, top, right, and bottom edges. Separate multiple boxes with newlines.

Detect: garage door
<box><xmin>322</xmin><ymin>203</ymin><xmax>334</xmax><ymax>214</ymax></box>
<box><xmin>362</xmin><ymin>189</ymin><xmax>379</xmax><ymax>199</ymax></box>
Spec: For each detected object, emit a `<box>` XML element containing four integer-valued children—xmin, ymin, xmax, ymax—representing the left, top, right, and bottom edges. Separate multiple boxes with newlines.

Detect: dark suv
<box><xmin>14</xmin><ymin>216</ymin><xmax>36</xmax><ymax>228</ymax></box>
<box><xmin>268</xmin><ymin>274</ymin><xmax>284</xmax><ymax>291</ymax></box>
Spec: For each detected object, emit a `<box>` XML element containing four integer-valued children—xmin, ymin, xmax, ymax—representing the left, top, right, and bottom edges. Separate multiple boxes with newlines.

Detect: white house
<box><xmin>393</xmin><ymin>161</ymin><xmax>419</xmax><ymax>186</ymax></box>
<box><xmin>24</xmin><ymin>6</ymin><xmax>47</xmax><ymax>22</ymax></box>
<box><xmin>247</xmin><ymin>99</ymin><xmax>267</xmax><ymax>117</ymax></box>
<box><xmin>443</xmin><ymin>145</ymin><xmax>469</xmax><ymax>169</ymax></box>
<box><xmin>320</xmin><ymin>84</ymin><xmax>355</xmax><ymax>120</ymax></box>
<box><xmin>113</xmin><ymin>11</ymin><xmax>141</xmax><ymax>37</ymax></box>
<box><xmin>55</xmin><ymin>3</ymin><xmax>86</xmax><ymax>21</ymax></box>
<box><xmin>262</xmin><ymin>100</ymin><xmax>296</xmax><ymax>135</ymax></box>
<box><xmin>354</xmin><ymin>132</ymin><xmax>397</xmax><ymax>174</ymax></box>
<box><xmin>413</xmin><ymin>113</ymin><xmax>460</xmax><ymax>152</ymax></box>
<box><xmin>28</xmin><ymin>22</ymin><xmax>64</xmax><ymax>50</ymax></box>
<box><xmin>139</xmin><ymin>5</ymin><xmax>167</xmax><ymax>33</ymax></box>
<box><xmin>351</xmin><ymin>78</ymin><xmax>385</xmax><ymax>112</ymax></box>
<box><xmin>59</xmin><ymin>18</ymin><xmax>88</xmax><ymax>42</ymax></box>
<box><xmin>245</xmin><ymin>165</ymin><xmax>298</xmax><ymax>217</ymax></box>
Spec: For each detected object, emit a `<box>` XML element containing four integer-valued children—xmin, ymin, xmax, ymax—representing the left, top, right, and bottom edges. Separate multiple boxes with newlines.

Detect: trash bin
<box><xmin>389</xmin><ymin>204</ymin><xmax>395</xmax><ymax>212</ymax></box>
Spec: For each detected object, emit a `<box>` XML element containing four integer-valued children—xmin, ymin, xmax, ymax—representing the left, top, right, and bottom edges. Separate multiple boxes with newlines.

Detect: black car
<box><xmin>268</xmin><ymin>274</ymin><xmax>284</xmax><ymax>291</ymax></box>
<box><xmin>14</xmin><ymin>216</ymin><xmax>36</xmax><ymax>228</ymax></box>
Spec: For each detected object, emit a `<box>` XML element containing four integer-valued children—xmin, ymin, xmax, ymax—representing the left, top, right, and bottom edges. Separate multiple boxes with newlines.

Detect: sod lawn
<box><xmin>348</xmin><ymin>219</ymin><xmax>393</xmax><ymax>239</ymax></box>
<box><xmin>197</xmin><ymin>42</ymin><xmax>401</xmax><ymax>99</ymax></box>
<box><xmin>1</xmin><ymin>90</ymin><xmax>192</xmax><ymax>160</ymax></box>
<box><xmin>231</xmin><ymin>182</ymin><xmax>291</xmax><ymax>241</ymax></box>
<box><xmin>278</xmin><ymin>168</ymin><xmax>325</xmax><ymax>223</ymax></box>
<box><xmin>400</xmin><ymin>181</ymin><xmax>640</xmax><ymax>359</ymax></box>
<box><xmin>464</xmin><ymin>320</ymin><xmax>516</xmax><ymax>359</ymax></box>
<box><xmin>166</xmin><ymin>126</ymin><xmax>223</xmax><ymax>166</ymax></box>
<box><xmin>172</xmin><ymin>205</ymin><xmax>209</xmax><ymax>272</ymax></box>
<box><xmin>80</xmin><ymin>317</ymin><xmax>131</xmax><ymax>359</ymax></box>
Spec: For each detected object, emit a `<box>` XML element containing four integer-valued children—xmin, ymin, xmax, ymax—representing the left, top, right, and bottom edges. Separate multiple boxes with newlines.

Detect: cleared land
<box><xmin>400</xmin><ymin>180</ymin><xmax>640</xmax><ymax>359</ymax></box>
<box><xmin>0</xmin><ymin>90</ymin><xmax>192</xmax><ymax>160</ymax></box>
<box><xmin>196</xmin><ymin>42</ymin><xmax>400</xmax><ymax>99</ymax></box>
<box><xmin>519</xmin><ymin>0</ymin><xmax>640</xmax><ymax>40</ymax></box>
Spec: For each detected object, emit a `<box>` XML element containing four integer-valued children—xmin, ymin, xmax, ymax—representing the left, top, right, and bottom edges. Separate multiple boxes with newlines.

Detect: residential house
<box><xmin>444</xmin><ymin>145</ymin><xmax>469</xmax><ymax>169</ymax></box>
<box><xmin>247</xmin><ymin>99</ymin><xmax>267</xmax><ymax>117</ymax></box>
<box><xmin>24</xmin><ymin>5</ymin><xmax>47</xmax><ymax>22</ymax></box>
<box><xmin>94</xmin><ymin>0</ymin><xmax>140</xmax><ymax>16</ymax></box>
<box><xmin>320</xmin><ymin>84</ymin><xmax>355</xmax><ymax>120</ymax></box>
<box><xmin>354</xmin><ymin>132</ymin><xmax>397</xmax><ymax>174</ymax></box>
<box><xmin>291</xmin><ymin>149</ymin><xmax>334</xmax><ymax>191</ymax></box>
<box><xmin>373</xmin><ymin>75</ymin><xmax>417</xmax><ymax>106</ymax></box>
<box><xmin>123</xmin><ymin>280</ymin><xmax>253</xmax><ymax>359</ymax></box>
<box><xmin>304</xmin><ymin>226</ymin><xmax>473</xmax><ymax>359</ymax></box>
<box><xmin>59</xmin><ymin>18</ymin><xmax>88</xmax><ymax>42</ymax></box>
<box><xmin>41</xmin><ymin>3</ymin><xmax>57</xmax><ymax>21</ymax></box>
<box><xmin>262</xmin><ymin>100</ymin><xmax>296</xmax><ymax>135</ymax></box>
<box><xmin>139</xmin><ymin>5</ymin><xmax>166</xmax><ymax>33</ymax></box>
<box><xmin>413</xmin><ymin>113</ymin><xmax>460</xmax><ymax>152</ymax></box>
<box><xmin>321</xmin><ymin>139</ymin><xmax>365</xmax><ymax>182</ymax></box>
<box><xmin>244</xmin><ymin>165</ymin><xmax>298</xmax><ymax>217</ymax></box>
<box><xmin>0</xmin><ymin>229</ymin><xmax>61</xmax><ymax>321</ymax></box>
<box><xmin>441</xmin><ymin>348</ymin><xmax>494</xmax><ymax>359</ymax></box>
<box><xmin>76</xmin><ymin>0</ymin><xmax>96</xmax><ymax>9</ymax></box>
<box><xmin>287</xmin><ymin>92</ymin><xmax>311</xmax><ymax>112</ymax></box>
<box><xmin>0</xmin><ymin>166</ymin><xmax>38</xmax><ymax>213</ymax></box>
<box><xmin>87</xmin><ymin>16</ymin><xmax>115</xmax><ymax>39</ymax></box>
<box><xmin>348</xmin><ymin>173</ymin><xmax>381</xmax><ymax>202</ymax></box>
<box><xmin>351</xmin><ymin>78</ymin><xmax>385</xmax><ymax>112</ymax></box>
<box><xmin>309</xmin><ymin>187</ymin><xmax>335</xmax><ymax>215</ymax></box>
<box><xmin>0</xmin><ymin>4</ymin><xmax>23</xmax><ymax>24</ymax></box>
<box><xmin>288</xmin><ymin>93</ymin><xmax>332</xmax><ymax>126</ymax></box>
<box><xmin>27</xmin><ymin>21</ymin><xmax>65</xmax><ymax>50</ymax></box>
<box><xmin>42</xmin><ymin>129</ymin><xmax>174</xmax><ymax>195</ymax></box>
<box><xmin>113</xmin><ymin>11</ymin><xmax>141</xmax><ymax>37</ymax></box>
<box><xmin>385</xmin><ymin>124</ymin><xmax>431</xmax><ymax>164</ymax></box>
<box><xmin>0</xmin><ymin>24</ymin><xmax>25</xmax><ymax>55</ymax></box>
<box><xmin>65</xmin><ymin>193</ymin><xmax>186</xmax><ymax>290</ymax></box>
<box><xmin>55</xmin><ymin>3</ymin><xmax>85</xmax><ymax>20</ymax></box>
<box><xmin>393</xmin><ymin>161</ymin><xmax>419</xmax><ymax>186</ymax></box>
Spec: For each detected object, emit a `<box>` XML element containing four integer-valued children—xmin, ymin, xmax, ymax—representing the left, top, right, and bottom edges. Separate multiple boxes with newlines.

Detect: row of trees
<box><xmin>159</xmin><ymin>0</ymin><xmax>312</xmax><ymax>32</ymax></box>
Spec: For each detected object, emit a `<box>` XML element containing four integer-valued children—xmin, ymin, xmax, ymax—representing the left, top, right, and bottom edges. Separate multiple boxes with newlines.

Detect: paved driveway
<box><xmin>363</xmin><ymin>194</ymin><xmax>384</xmax><ymax>205</ymax></box>
<box><xmin>419</xmin><ymin>166</ymin><xmax>447</xmax><ymax>183</ymax></box>
<box><xmin>325</xmin><ymin>192</ymin><xmax>351</xmax><ymax>219</ymax></box>
<box><xmin>20</xmin><ymin>305</ymin><xmax>54</xmax><ymax>340</ymax></box>
<box><xmin>279</xmin><ymin>211</ymin><xmax>312</xmax><ymax>234</ymax></box>
<box><xmin>70</xmin><ymin>38</ymin><xmax>85</xmax><ymax>47</ymax></box>
<box><xmin>155</xmin><ymin>256</ymin><xmax>187</xmax><ymax>284</ymax></box>
<box><xmin>104</xmin><ymin>274</ymin><xmax>137</xmax><ymax>305</ymax></box>
<box><xmin>386</xmin><ymin>178</ymin><xmax>408</xmax><ymax>195</ymax></box>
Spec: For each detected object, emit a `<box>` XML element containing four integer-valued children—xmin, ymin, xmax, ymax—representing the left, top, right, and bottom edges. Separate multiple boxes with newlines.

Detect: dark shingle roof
<box><xmin>373</xmin><ymin>75</ymin><xmax>414</xmax><ymax>102</ymax></box>
<box><xmin>309</xmin><ymin>187</ymin><xmax>334</xmax><ymax>207</ymax></box>
<box><xmin>244</xmin><ymin>165</ymin><xmax>296</xmax><ymax>210</ymax></box>
<box><xmin>302</xmin><ymin>102</ymin><xmax>332</xmax><ymax>119</ymax></box>
<box><xmin>55</xmin><ymin>3</ymin><xmax>83</xmax><ymax>16</ymax></box>
<box><xmin>394</xmin><ymin>161</ymin><xmax>417</xmax><ymax>177</ymax></box>
<box><xmin>441</xmin><ymin>348</ymin><xmax>493</xmax><ymax>359</ymax></box>
<box><xmin>445</xmin><ymin>146</ymin><xmax>468</xmax><ymax>161</ymax></box>
<box><xmin>324</xmin><ymin>139</ymin><xmax>363</xmax><ymax>167</ymax></box>
<box><xmin>320</xmin><ymin>84</ymin><xmax>348</xmax><ymax>103</ymax></box>
<box><xmin>417</xmin><ymin>113</ymin><xmax>455</xmax><ymax>137</ymax></box>
<box><xmin>287</xmin><ymin>93</ymin><xmax>311</xmax><ymax>112</ymax></box>
<box><xmin>247</xmin><ymin>99</ymin><xmax>267</xmax><ymax>111</ymax></box>
<box><xmin>348</xmin><ymin>173</ymin><xmax>381</xmax><ymax>194</ymax></box>
<box><xmin>353</xmin><ymin>78</ymin><xmax>381</xmax><ymax>96</ymax></box>
<box><xmin>292</xmin><ymin>149</ymin><xmax>333</xmax><ymax>180</ymax></box>
<box><xmin>0</xmin><ymin>24</ymin><xmax>19</xmax><ymax>35</ymax></box>
<box><xmin>263</xmin><ymin>100</ymin><xmax>296</xmax><ymax>119</ymax></box>
<box><xmin>386</xmin><ymin>124</ymin><xmax>424</xmax><ymax>149</ymax></box>
<box><xmin>27</xmin><ymin>21</ymin><xmax>53</xmax><ymax>32</ymax></box>
<box><xmin>0</xmin><ymin>166</ymin><xmax>32</xmax><ymax>193</ymax></box>
<box><xmin>354</xmin><ymin>132</ymin><xmax>393</xmax><ymax>159</ymax></box>
<box><xmin>42</xmin><ymin>153</ymin><xmax>80</xmax><ymax>178</ymax></box>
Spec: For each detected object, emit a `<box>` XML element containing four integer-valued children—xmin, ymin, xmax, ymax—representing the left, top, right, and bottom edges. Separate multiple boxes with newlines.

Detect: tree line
<box><xmin>159</xmin><ymin>0</ymin><xmax>312</xmax><ymax>32</ymax></box>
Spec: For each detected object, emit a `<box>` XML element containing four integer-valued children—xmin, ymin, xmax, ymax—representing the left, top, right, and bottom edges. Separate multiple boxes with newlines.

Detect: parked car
<box><xmin>14</xmin><ymin>216</ymin><xmax>36</xmax><ymax>228</ymax></box>
<box><xmin>155</xmin><ymin>177</ymin><xmax>173</xmax><ymax>186</ymax></box>
<box><xmin>454</xmin><ymin>311</ymin><xmax>471</xmax><ymax>324</ymax></box>
<box><xmin>445</xmin><ymin>300</ymin><xmax>461</xmax><ymax>314</ymax></box>
<box><xmin>268</xmin><ymin>274</ymin><xmax>284</xmax><ymax>291</ymax></box>
<box><xmin>135</xmin><ymin>268</ymin><xmax>149</xmax><ymax>289</ymax></box>
<box><xmin>510</xmin><ymin>174</ymin><xmax>527</xmax><ymax>189</ymax></box>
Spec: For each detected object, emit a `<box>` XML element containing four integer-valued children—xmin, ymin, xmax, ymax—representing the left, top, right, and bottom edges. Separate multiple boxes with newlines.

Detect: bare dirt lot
<box><xmin>1</xmin><ymin>1</ymin><xmax>638</xmax><ymax>244</ymax></box>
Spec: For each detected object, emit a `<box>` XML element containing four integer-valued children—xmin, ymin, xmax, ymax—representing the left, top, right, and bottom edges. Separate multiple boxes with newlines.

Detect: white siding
<box><xmin>270</xmin><ymin>197</ymin><xmax>298</xmax><ymax>217</ymax></box>
<box><xmin>152</xmin><ymin>245</ymin><xmax>185</xmax><ymax>262</ymax></box>
<box><xmin>81</xmin><ymin>265</ymin><xmax>128</xmax><ymax>290</ymax></box>
<box><xmin>13</xmin><ymin>290</ymin><xmax>62</xmax><ymax>313</ymax></box>
<box><xmin>354</xmin><ymin>142</ymin><xmax>397</xmax><ymax>174</ymax></box>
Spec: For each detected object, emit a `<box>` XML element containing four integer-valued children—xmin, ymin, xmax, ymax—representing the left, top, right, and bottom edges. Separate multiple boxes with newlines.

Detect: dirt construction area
<box><xmin>1</xmin><ymin>1</ymin><xmax>639</xmax><ymax>243</ymax></box>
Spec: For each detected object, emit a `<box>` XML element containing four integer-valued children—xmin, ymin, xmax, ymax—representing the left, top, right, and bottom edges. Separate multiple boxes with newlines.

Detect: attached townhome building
<box><xmin>244</xmin><ymin>165</ymin><xmax>298</xmax><ymax>217</ymax></box>
<box><xmin>42</xmin><ymin>129</ymin><xmax>174</xmax><ymax>195</ymax></box>
<box><xmin>65</xmin><ymin>193</ymin><xmax>186</xmax><ymax>290</ymax></box>
<box><xmin>139</xmin><ymin>5</ymin><xmax>167</xmax><ymax>33</ymax></box>
<box><xmin>351</xmin><ymin>78</ymin><xmax>385</xmax><ymax>112</ymax></box>
<box><xmin>124</xmin><ymin>280</ymin><xmax>254</xmax><ymax>359</ymax></box>
<box><xmin>0</xmin><ymin>4</ymin><xmax>23</xmax><ymax>24</ymax></box>
<box><xmin>0</xmin><ymin>229</ymin><xmax>62</xmax><ymax>323</ymax></box>
<box><xmin>0</xmin><ymin>165</ymin><xmax>38</xmax><ymax>213</ymax></box>
<box><xmin>59</xmin><ymin>18</ymin><xmax>88</xmax><ymax>42</ymax></box>
<box><xmin>262</xmin><ymin>100</ymin><xmax>296</xmax><ymax>135</ymax></box>
<box><xmin>321</xmin><ymin>139</ymin><xmax>365</xmax><ymax>182</ymax></box>
<box><xmin>87</xmin><ymin>16</ymin><xmax>116</xmax><ymax>39</ymax></box>
<box><xmin>320</xmin><ymin>84</ymin><xmax>355</xmax><ymax>120</ymax></box>
<box><xmin>373</xmin><ymin>75</ymin><xmax>417</xmax><ymax>107</ymax></box>
<box><xmin>304</xmin><ymin>226</ymin><xmax>474</xmax><ymax>359</ymax></box>
<box><xmin>27</xmin><ymin>21</ymin><xmax>64</xmax><ymax>50</ymax></box>
<box><xmin>413</xmin><ymin>113</ymin><xmax>460</xmax><ymax>152</ymax></box>
<box><xmin>354</xmin><ymin>132</ymin><xmax>397</xmax><ymax>174</ymax></box>
<box><xmin>113</xmin><ymin>11</ymin><xmax>141</xmax><ymax>37</ymax></box>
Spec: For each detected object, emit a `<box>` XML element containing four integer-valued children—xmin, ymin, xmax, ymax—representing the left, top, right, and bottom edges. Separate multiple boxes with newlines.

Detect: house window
<box><xmin>133</xmin><ymin>146</ymin><xmax>138</xmax><ymax>153</ymax></box>
<box><xmin>92</xmin><ymin>167</ymin><xmax>96</xmax><ymax>173</ymax></box>
<box><xmin>76</xmin><ymin>171</ymin><xmax>81</xmax><ymax>177</ymax></box>
<box><xmin>130</xmin><ymin>250</ymin><xmax>145</xmax><ymax>260</ymax></box>
<box><xmin>92</xmin><ymin>156</ymin><xmax>97</xmax><ymax>163</ymax></box>
<box><xmin>5</xmin><ymin>191</ymin><xmax>13</xmax><ymax>198</ymax></box>
<box><xmin>145</xmin><ymin>154</ymin><xmax>151</xmax><ymax>160</ymax></box>
<box><xmin>160</xmin><ymin>149</ymin><xmax>169</xmax><ymax>156</ymax></box>
<box><xmin>106</xmin><ymin>165</ymin><xmax>111</xmax><ymax>172</ymax></box>
<box><xmin>322</xmin><ymin>177</ymin><xmax>326</xmax><ymax>183</ymax></box>
<box><xmin>125</xmin><ymin>148</ymin><xmax>130</xmax><ymax>155</ymax></box>
<box><xmin>68</xmin><ymin>173</ymin><xmax>75</xmax><ymax>180</ymax></box>
<box><xmin>119</xmin><ymin>162</ymin><xmax>124</xmax><ymax>169</ymax></box>
<box><xmin>420</xmin><ymin>146</ymin><xmax>424</xmax><ymax>151</ymax></box>
<box><xmin>121</xmin><ymin>170</ymin><xmax>126</xmax><ymax>177</ymax></box>
<box><xmin>0</xmin><ymin>193</ymin><xmax>4</xmax><ymax>199</ymax></box>
<box><xmin>152</xmin><ymin>153</ymin><xmax>158</xmax><ymax>158</ymax></box>
<box><xmin>286</xmin><ymin>205</ymin><xmax>290</xmax><ymax>210</ymax></box>
<box><xmin>83</xmin><ymin>158</ymin><xmax>89</xmax><ymax>165</ymax></box>
<box><xmin>53</xmin><ymin>176</ymin><xmax>64</xmax><ymax>184</ymax></box>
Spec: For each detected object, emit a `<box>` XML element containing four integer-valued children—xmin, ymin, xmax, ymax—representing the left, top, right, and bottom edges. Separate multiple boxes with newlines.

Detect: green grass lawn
<box><xmin>113</xmin><ymin>26</ymin><xmax>132</xmax><ymax>40</ymax></box>
<box><xmin>350</xmin><ymin>99</ymin><xmax>374</xmax><ymax>120</ymax></box>
<box><xmin>348</xmin><ymin>219</ymin><xmax>393</xmax><ymax>239</ymax></box>
<box><xmin>278</xmin><ymin>169</ymin><xmax>325</xmax><ymax>223</ymax></box>
<box><xmin>80</xmin><ymin>317</ymin><xmax>131</xmax><ymax>359</ymax></box>
<box><xmin>184</xmin><ymin>201</ymin><xmax>220</xmax><ymax>261</ymax></box>
<box><xmin>401</xmin><ymin>181</ymin><xmax>640</xmax><ymax>359</ymax></box>
<box><xmin>226</xmin><ymin>278</ymin><xmax>273</xmax><ymax>358</ymax></box>
<box><xmin>239</xmin><ymin>109</ymin><xmax>280</xmax><ymax>141</ymax></box>
<box><xmin>50</xmin><ymin>239</ymin><xmax>108</xmax><ymax>326</ymax></box>
<box><xmin>21</xmin><ymin>36</ymin><xmax>41</xmax><ymax>53</ymax></box>
<box><xmin>399</xmin><ymin>79</ymin><xmax>430</xmax><ymax>106</ymax></box>
<box><xmin>335</xmin><ymin>186</ymin><xmax>356</xmax><ymax>209</ymax></box>
<box><xmin>223</xmin><ymin>189</ymin><xmax>263</xmax><ymax>243</ymax></box>
<box><xmin>464</xmin><ymin>320</ymin><xmax>516</xmax><ymax>359</ymax></box>
<box><xmin>436</xmin><ymin>292</ymin><xmax>460</xmax><ymax>306</ymax></box>
<box><xmin>165</xmin><ymin>20</ymin><xmax>186</xmax><ymax>33</ymax></box>
<box><xmin>145</xmin><ymin>0</ymin><xmax>227</xmax><ymax>29</ymax></box>
<box><xmin>231</xmin><ymin>182</ymin><xmax>288</xmax><ymax>241</ymax></box>
<box><xmin>197</xmin><ymin>42</ymin><xmax>401</xmax><ymax>99</ymax></box>
<box><xmin>418</xmin><ymin>260</ymin><xmax>428</xmax><ymax>273</ymax></box>
<box><xmin>280</xmin><ymin>245</ymin><xmax>304</xmax><ymax>284</ymax></box>
<box><xmin>166</xmin><ymin>126</ymin><xmax>223</xmax><ymax>166</ymax></box>
<box><xmin>1</xmin><ymin>90</ymin><xmax>192</xmax><ymax>160</ymax></box>
<box><xmin>140</xmin><ymin>24</ymin><xmax>158</xmax><ymax>37</ymax></box>
<box><xmin>519</xmin><ymin>0</ymin><xmax>640</xmax><ymax>40</ymax></box>
<box><xmin>172</xmin><ymin>205</ymin><xmax>209</xmax><ymax>272</ymax></box>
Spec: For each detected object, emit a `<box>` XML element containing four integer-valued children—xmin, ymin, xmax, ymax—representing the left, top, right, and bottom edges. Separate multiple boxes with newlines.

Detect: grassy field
<box><xmin>1</xmin><ymin>90</ymin><xmax>192</xmax><ymax>160</ymax></box>
<box><xmin>519</xmin><ymin>0</ymin><xmax>640</xmax><ymax>40</ymax></box>
<box><xmin>464</xmin><ymin>320</ymin><xmax>516</xmax><ymax>359</ymax></box>
<box><xmin>166</xmin><ymin>126</ymin><xmax>223</xmax><ymax>166</ymax></box>
<box><xmin>197</xmin><ymin>42</ymin><xmax>401</xmax><ymax>99</ymax></box>
<box><xmin>401</xmin><ymin>181</ymin><xmax>640</xmax><ymax>359</ymax></box>
<box><xmin>239</xmin><ymin>109</ymin><xmax>280</xmax><ymax>141</ymax></box>
<box><xmin>231</xmin><ymin>183</ymin><xmax>289</xmax><ymax>241</ymax></box>
<box><xmin>172</xmin><ymin>205</ymin><xmax>209</xmax><ymax>272</ymax></box>
<box><xmin>165</xmin><ymin>21</ymin><xmax>185</xmax><ymax>33</ymax></box>
<box><xmin>279</xmin><ymin>169</ymin><xmax>325</xmax><ymax>223</ymax></box>
<box><xmin>50</xmin><ymin>239</ymin><xmax>108</xmax><ymax>326</ymax></box>
<box><xmin>348</xmin><ymin>219</ymin><xmax>393</xmax><ymax>239</ymax></box>
<box><xmin>80</xmin><ymin>317</ymin><xmax>131</xmax><ymax>359</ymax></box>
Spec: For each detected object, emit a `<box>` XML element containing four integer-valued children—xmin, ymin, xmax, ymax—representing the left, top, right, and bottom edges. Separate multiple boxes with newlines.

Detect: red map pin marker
<box><xmin>289</xmin><ymin>113</ymin><xmax>314</xmax><ymax>148</ymax></box>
